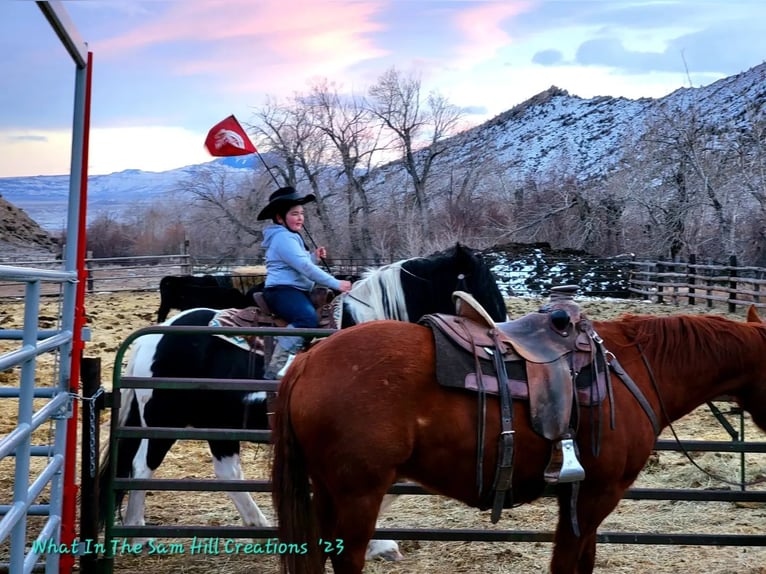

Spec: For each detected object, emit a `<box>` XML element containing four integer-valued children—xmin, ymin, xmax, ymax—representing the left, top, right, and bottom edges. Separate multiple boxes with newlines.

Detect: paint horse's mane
<box><xmin>343</xmin><ymin>259</ymin><xmax>409</xmax><ymax>324</ymax></box>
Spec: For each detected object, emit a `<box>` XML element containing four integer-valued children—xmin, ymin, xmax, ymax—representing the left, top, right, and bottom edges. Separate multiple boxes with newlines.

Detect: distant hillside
<box><xmin>0</xmin><ymin>153</ymin><xmax>269</xmax><ymax>231</ymax></box>
<box><xmin>0</xmin><ymin>195</ymin><xmax>58</xmax><ymax>259</ymax></box>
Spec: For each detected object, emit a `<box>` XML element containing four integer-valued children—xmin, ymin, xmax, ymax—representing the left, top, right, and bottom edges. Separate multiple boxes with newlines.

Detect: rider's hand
<box><xmin>338</xmin><ymin>280</ymin><xmax>352</xmax><ymax>293</ymax></box>
<box><xmin>316</xmin><ymin>246</ymin><xmax>328</xmax><ymax>259</ymax></box>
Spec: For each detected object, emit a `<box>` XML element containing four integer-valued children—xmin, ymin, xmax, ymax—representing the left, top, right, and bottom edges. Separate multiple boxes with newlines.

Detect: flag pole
<box><xmin>253</xmin><ymin>150</ymin><xmax>333</xmax><ymax>274</ymax></box>
<box><xmin>255</xmin><ymin>151</ymin><xmax>279</xmax><ymax>187</ymax></box>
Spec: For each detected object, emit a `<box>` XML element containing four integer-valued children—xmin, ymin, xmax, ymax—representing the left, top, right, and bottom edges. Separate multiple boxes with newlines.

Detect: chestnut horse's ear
<box><xmin>746</xmin><ymin>304</ymin><xmax>763</xmax><ymax>323</ymax></box>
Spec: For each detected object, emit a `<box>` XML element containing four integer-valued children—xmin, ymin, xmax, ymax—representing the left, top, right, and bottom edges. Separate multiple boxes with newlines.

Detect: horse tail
<box><xmin>271</xmin><ymin>354</ymin><xmax>323</xmax><ymax>574</ymax></box>
<box><xmin>97</xmin><ymin>386</ymin><xmax>143</xmax><ymax>528</ymax></box>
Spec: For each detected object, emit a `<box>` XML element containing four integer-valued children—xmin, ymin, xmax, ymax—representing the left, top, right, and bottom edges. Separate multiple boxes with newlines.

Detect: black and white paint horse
<box><xmin>99</xmin><ymin>243</ymin><xmax>507</xmax><ymax>560</ymax></box>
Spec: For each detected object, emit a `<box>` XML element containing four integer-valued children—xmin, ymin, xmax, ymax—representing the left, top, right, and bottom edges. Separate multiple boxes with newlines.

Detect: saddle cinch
<box><xmin>420</xmin><ymin>286</ymin><xmax>611</xmax><ymax>521</ymax></box>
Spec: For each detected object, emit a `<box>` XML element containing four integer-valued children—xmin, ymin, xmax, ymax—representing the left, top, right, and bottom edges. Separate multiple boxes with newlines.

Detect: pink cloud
<box><xmin>451</xmin><ymin>1</ymin><xmax>535</xmax><ymax>66</ymax></box>
<box><xmin>96</xmin><ymin>0</ymin><xmax>388</xmax><ymax>82</ymax></box>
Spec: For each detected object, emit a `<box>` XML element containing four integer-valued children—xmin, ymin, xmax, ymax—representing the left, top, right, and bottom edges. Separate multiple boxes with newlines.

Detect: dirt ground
<box><xmin>0</xmin><ymin>290</ymin><xmax>764</xmax><ymax>573</ymax></box>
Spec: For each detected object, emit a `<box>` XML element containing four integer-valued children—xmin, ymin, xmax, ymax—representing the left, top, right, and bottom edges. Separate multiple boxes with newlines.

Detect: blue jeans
<box><xmin>263</xmin><ymin>286</ymin><xmax>317</xmax><ymax>352</ymax></box>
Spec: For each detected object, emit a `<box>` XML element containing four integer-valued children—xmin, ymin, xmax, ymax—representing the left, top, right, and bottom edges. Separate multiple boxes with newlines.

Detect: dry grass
<box><xmin>0</xmin><ymin>291</ymin><xmax>764</xmax><ymax>573</ymax></box>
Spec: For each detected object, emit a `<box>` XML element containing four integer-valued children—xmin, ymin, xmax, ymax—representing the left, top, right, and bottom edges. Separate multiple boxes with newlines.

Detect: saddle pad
<box><xmin>429</xmin><ymin>325</ymin><xmax>606</xmax><ymax>406</ymax></box>
<box><xmin>208</xmin><ymin>308</ymin><xmax>263</xmax><ymax>352</ymax></box>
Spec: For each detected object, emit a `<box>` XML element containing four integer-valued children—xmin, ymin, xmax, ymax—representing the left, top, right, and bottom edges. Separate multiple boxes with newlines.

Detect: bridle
<box><xmin>400</xmin><ymin>265</ymin><xmax>473</xmax><ymax>306</ymax></box>
<box><xmin>637</xmin><ymin>343</ymin><xmax>766</xmax><ymax>488</ymax></box>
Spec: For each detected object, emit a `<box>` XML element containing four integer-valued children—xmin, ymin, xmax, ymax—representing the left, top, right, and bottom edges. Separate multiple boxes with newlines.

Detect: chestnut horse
<box><xmin>271</xmin><ymin>313</ymin><xmax>766</xmax><ymax>574</ymax></box>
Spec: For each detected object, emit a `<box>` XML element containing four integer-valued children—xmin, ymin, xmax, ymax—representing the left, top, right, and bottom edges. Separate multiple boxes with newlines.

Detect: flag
<box><xmin>204</xmin><ymin>115</ymin><xmax>257</xmax><ymax>156</ymax></box>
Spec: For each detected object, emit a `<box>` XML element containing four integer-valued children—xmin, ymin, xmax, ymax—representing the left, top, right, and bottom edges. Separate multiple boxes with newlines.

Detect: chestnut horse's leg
<box><xmin>550</xmin><ymin>483</ymin><xmax>626</xmax><ymax>574</ymax></box>
<box><xmin>328</xmin><ymin>498</ymin><xmax>385</xmax><ymax>574</ymax></box>
<box><xmin>315</xmin><ymin>480</ymin><xmax>393</xmax><ymax>574</ymax></box>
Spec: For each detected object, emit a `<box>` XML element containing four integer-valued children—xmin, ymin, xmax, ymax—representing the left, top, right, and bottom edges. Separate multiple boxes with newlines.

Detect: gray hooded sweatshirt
<box><xmin>262</xmin><ymin>224</ymin><xmax>341</xmax><ymax>291</ymax></box>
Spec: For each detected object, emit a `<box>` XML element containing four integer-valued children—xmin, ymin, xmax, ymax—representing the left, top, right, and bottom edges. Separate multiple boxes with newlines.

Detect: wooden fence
<box><xmin>628</xmin><ymin>255</ymin><xmax>766</xmax><ymax>311</ymax></box>
<box><xmin>0</xmin><ymin>253</ymin><xmax>384</xmax><ymax>297</ymax></box>
<box><xmin>0</xmin><ymin>254</ymin><xmax>192</xmax><ymax>297</ymax></box>
<box><xmin>5</xmin><ymin>251</ymin><xmax>766</xmax><ymax>311</ymax></box>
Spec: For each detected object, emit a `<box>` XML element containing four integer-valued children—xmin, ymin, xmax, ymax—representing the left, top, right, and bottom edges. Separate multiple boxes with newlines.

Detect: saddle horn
<box><xmin>541</xmin><ymin>285</ymin><xmax>582</xmax><ymax>329</ymax></box>
<box><xmin>550</xmin><ymin>309</ymin><xmax>570</xmax><ymax>331</ymax></box>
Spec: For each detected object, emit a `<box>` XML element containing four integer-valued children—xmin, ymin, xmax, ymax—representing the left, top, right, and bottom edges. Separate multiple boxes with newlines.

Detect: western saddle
<box><xmin>250</xmin><ymin>287</ymin><xmax>337</xmax><ymax>329</ymax></box>
<box><xmin>206</xmin><ymin>287</ymin><xmax>338</xmax><ymax>361</ymax></box>
<box><xmin>420</xmin><ymin>285</ymin><xmax>598</xmax><ymax>523</ymax></box>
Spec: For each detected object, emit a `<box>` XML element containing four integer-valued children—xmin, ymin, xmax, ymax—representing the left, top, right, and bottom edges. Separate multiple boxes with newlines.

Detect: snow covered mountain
<box><xmin>2</xmin><ymin>62</ymin><xmax>764</xmax><ymax>232</ymax></box>
<box><xmin>0</xmin><ymin>160</ymin><xmax>256</xmax><ymax>231</ymax></box>
<box><xmin>386</xmin><ymin>61</ymin><xmax>766</xmax><ymax>186</ymax></box>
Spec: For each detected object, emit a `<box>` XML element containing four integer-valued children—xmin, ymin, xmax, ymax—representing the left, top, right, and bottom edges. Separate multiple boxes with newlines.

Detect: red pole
<box><xmin>60</xmin><ymin>49</ymin><xmax>93</xmax><ymax>574</ymax></box>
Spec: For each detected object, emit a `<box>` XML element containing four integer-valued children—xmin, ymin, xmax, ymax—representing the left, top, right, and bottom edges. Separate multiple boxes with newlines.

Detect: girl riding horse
<box><xmin>257</xmin><ymin>186</ymin><xmax>352</xmax><ymax>378</ymax></box>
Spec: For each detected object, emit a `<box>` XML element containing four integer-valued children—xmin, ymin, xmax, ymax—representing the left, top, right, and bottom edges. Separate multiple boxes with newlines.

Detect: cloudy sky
<box><xmin>1</xmin><ymin>0</ymin><xmax>764</xmax><ymax>177</ymax></box>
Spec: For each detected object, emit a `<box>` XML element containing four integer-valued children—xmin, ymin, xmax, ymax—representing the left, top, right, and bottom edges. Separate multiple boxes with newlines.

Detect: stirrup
<box><xmin>277</xmin><ymin>353</ymin><xmax>296</xmax><ymax>378</ymax></box>
<box><xmin>544</xmin><ymin>438</ymin><xmax>585</xmax><ymax>484</ymax></box>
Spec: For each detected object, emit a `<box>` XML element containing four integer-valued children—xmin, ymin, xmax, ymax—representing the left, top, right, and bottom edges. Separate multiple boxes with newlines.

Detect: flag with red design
<box><xmin>204</xmin><ymin>115</ymin><xmax>257</xmax><ymax>156</ymax></box>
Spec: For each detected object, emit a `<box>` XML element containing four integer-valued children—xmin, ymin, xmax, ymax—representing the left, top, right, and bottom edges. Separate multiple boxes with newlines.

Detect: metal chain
<box><xmin>88</xmin><ymin>387</ymin><xmax>104</xmax><ymax>477</ymax></box>
<box><xmin>69</xmin><ymin>387</ymin><xmax>105</xmax><ymax>477</ymax></box>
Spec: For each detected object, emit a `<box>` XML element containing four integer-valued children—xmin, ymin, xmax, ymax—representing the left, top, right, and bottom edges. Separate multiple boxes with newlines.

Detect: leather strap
<box><xmin>457</xmin><ymin>319</ymin><xmax>488</xmax><ymax>499</ymax></box>
<box><xmin>489</xmin><ymin>328</ymin><xmax>515</xmax><ymax>524</ymax></box>
<box><xmin>608</xmin><ymin>355</ymin><xmax>660</xmax><ymax>436</ymax></box>
<box><xmin>569</xmin><ymin>481</ymin><xmax>581</xmax><ymax>537</ymax></box>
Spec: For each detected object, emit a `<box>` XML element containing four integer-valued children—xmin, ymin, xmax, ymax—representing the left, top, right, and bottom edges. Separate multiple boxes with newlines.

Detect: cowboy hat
<box><xmin>256</xmin><ymin>186</ymin><xmax>316</xmax><ymax>221</ymax></box>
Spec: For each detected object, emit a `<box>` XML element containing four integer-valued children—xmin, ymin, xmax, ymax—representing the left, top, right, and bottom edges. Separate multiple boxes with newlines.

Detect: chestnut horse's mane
<box><xmin>615</xmin><ymin>313</ymin><xmax>766</xmax><ymax>373</ymax></box>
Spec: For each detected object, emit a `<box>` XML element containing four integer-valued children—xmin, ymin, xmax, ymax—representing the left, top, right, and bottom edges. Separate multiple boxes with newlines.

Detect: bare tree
<box><xmin>247</xmin><ymin>98</ymin><xmax>337</xmax><ymax>245</ymax></box>
<box><xmin>731</xmin><ymin>104</ymin><xmax>766</xmax><ymax>263</ymax></box>
<box><xmin>124</xmin><ymin>203</ymin><xmax>187</xmax><ymax>255</ymax></box>
<box><xmin>304</xmin><ymin>79</ymin><xmax>387</xmax><ymax>258</ymax></box>
<box><xmin>175</xmin><ymin>166</ymin><xmax>267</xmax><ymax>258</ymax></box>
<box><xmin>86</xmin><ymin>212</ymin><xmax>136</xmax><ymax>258</ymax></box>
<box><xmin>368</xmin><ymin>68</ymin><xmax>463</xmax><ymax>237</ymax></box>
<box><xmin>736</xmin><ymin>105</ymin><xmax>766</xmax><ymax>212</ymax></box>
<box><xmin>635</xmin><ymin>101</ymin><xmax>745</xmax><ymax>260</ymax></box>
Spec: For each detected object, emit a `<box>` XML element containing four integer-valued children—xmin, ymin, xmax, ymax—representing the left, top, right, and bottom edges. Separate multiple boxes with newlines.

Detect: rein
<box><xmin>636</xmin><ymin>343</ymin><xmax>766</xmax><ymax>489</ymax></box>
<box><xmin>400</xmin><ymin>264</ymin><xmax>469</xmax><ymax>291</ymax></box>
<box><xmin>399</xmin><ymin>265</ymin><xmax>430</xmax><ymax>283</ymax></box>
<box><xmin>343</xmin><ymin>291</ymin><xmax>373</xmax><ymax>311</ymax></box>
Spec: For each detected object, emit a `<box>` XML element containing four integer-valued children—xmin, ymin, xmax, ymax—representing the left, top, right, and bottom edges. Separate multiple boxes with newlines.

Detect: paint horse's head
<box><xmin>342</xmin><ymin>243</ymin><xmax>506</xmax><ymax>326</ymax></box>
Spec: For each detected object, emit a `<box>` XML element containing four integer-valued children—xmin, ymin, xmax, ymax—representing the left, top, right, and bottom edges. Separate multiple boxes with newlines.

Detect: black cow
<box><xmin>156</xmin><ymin>275</ymin><xmax>252</xmax><ymax>322</ymax></box>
